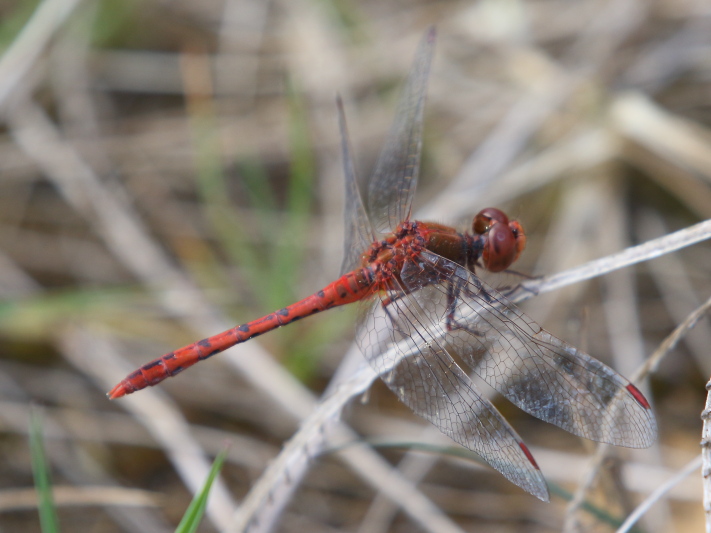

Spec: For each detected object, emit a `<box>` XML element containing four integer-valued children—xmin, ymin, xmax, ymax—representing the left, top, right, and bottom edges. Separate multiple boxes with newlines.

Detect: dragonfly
<box><xmin>109</xmin><ymin>28</ymin><xmax>656</xmax><ymax>501</ymax></box>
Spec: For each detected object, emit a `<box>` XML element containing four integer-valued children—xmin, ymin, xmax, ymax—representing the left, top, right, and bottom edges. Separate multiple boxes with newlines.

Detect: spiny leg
<box><xmin>443</xmin><ymin>277</ymin><xmax>486</xmax><ymax>337</ymax></box>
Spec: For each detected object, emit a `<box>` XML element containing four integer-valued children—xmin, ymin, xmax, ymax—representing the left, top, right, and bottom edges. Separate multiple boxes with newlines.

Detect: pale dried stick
<box><xmin>427</xmin><ymin>0</ymin><xmax>645</xmax><ymax>219</ymax></box>
<box><xmin>638</xmin><ymin>211</ymin><xmax>711</xmax><ymax>375</ymax></box>
<box><xmin>229</xmin><ymin>362</ymin><xmax>467</xmax><ymax>533</ymax></box>
<box><xmin>608</xmin><ymin>295</ymin><xmax>711</xmax><ymax>532</ymax></box>
<box><xmin>516</xmin><ymin>219</ymin><xmax>711</xmax><ymax>303</ymax></box>
<box><xmin>632</xmin><ymin>294</ymin><xmax>711</xmax><ymax>383</ymax></box>
<box><xmin>0</xmin><ymin>486</ymin><xmax>159</xmax><ymax>511</ymax></box>
<box><xmin>616</xmin><ymin>455</ymin><xmax>701</xmax><ymax>533</ymax></box>
<box><xmin>703</xmin><ymin>378</ymin><xmax>711</xmax><ymax>533</ymax></box>
<box><xmin>356</xmin><ymin>426</ymin><xmax>444</xmax><ymax>533</ymax></box>
<box><xmin>0</xmin><ymin>0</ymin><xmax>84</xmax><ymax>111</ymax></box>
<box><xmin>611</xmin><ymin>92</ymin><xmax>711</xmax><ymax>185</ymax></box>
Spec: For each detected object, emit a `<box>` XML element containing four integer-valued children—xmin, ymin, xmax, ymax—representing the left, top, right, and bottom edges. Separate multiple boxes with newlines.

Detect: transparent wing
<box><xmin>337</xmin><ymin>96</ymin><xmax>375</xmax><ymax>275</ymax></box>
<box><xmin>400</xmin><ymin>251</ymin><xmax>657</xmax><ymax>448</ymax></box>
<box><xmin>356</xmin><ymin>286</ymin><xmax>550</xmax><ymax>501</ymax></box>
<box><xmin>367</xmin><ymin>28</ymin><xmax>435</xmax><ymax>234</ymax></box>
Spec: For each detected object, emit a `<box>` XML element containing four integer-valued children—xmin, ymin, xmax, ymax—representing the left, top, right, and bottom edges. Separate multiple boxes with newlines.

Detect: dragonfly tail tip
<box><xmin>107</xmin><ymin>383</ymin><xmax>127</xmax><ymax>400</ymax></box>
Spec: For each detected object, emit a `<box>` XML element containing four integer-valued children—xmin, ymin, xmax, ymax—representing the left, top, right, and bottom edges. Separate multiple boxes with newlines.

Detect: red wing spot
<box><xmin>626</xmin><ymin>384</ymin><xmax>651</xmax><ymax>409</ymax></box>
<box><xmin>519</xmin><ymin>442</ymin><xmax>540</xmax><ymax>470</ymax></box>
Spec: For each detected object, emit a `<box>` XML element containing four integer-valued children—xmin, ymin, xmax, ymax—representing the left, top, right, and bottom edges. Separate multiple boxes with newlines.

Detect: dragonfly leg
<box><xmin>444</xmin><ymin>280</ymin><xmax>458</xmax><ymax>331</ymax></box>
<box><xmin>499</xmin><ymin>279</ymin><xmax>540</xmax><ymax>301</ymax></box>
<box><xmin>379</xmin><ymin>294</ymin><xmax>412</xmax><ymax>338</ymax></box>
<box><xmin>381</xmin><ymin>275</ymin><xmax>428</xmax><ymax>308</ymax></box>
<box><xmin>470</xmin><ymin>256</ymin><xmax>539</xmax><ymax>299</ymax></box>
<box><xmin>381</xmin><ymin>290</ymin><xmax>408</xmax><ymax>308</ymax></box>
<box><xmin>444</xmin><ymin>278</ymin><xmax>485</xmax><ymax>337</ymax></box>
<box><xmin>494</xmin><ymin>270</ymin><xmax>542</xmax><ymax>299</ymax></box>
<box><xmin>501</xmin><ymin>268</ymin><xmax>538</xmax><ymax>281</ymax></box>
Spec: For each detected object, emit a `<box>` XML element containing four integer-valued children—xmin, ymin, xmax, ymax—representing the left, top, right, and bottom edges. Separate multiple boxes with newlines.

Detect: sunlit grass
<box><xmin>30</xmin><ymin>408</ymin><xmax>60</xmax><ymax>533</ymax></box>
<box><xmin>174</xmin><ymin>447</ymin><xmax>228</xmax><ymax>533</ymax></box>
<box><xmin>29</xmin><ymin>408</ymin><xmax>230</xmax><ymax>533</ymax></box>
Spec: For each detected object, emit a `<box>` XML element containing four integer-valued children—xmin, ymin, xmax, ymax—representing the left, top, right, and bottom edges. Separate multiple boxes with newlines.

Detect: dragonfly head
<box><xmin>472</xmin><ymin>208</ymin><xmax>526</xmax><ymax>272</ymax></box>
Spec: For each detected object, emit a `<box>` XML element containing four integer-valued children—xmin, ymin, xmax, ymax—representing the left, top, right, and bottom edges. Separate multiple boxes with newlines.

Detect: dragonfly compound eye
<box><xmin>509</xmin><ymin>220</ymin><xmax>527</xmax><ymax>263</ymax></box>
<box><xmin>473</xmin><ymin>207</ymin><xmax>509</xmax><ymax>234</ymax></box>
<box><xmin>482</xmin><ymin>223</ymin><xmax>517</xmax><ymax>272</ymax></box>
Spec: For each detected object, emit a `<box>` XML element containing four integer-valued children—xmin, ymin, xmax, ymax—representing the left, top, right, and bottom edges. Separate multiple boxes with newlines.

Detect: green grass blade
<box><xmin>174</xmin><ymin>447</ymin><xmax>229</xmax><ymax>533</ymax></box>
<box><xmin>30</xmin><ymin>408</ymin><xmax>60</xmax><ymax>533</ymax></box>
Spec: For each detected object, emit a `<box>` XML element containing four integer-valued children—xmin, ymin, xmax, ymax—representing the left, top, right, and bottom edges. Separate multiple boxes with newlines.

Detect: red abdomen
<box><xmin>108</xmin><ymin>269</ymin><xmax>373</xmax><ymax>398</ymax></box>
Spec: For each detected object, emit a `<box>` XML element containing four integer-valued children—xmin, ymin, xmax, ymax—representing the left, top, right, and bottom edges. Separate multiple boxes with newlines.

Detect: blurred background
<box><xmin>1</xmin><ymin>0</ymin><xmax>711</xmax><ymax>531</ymax></box>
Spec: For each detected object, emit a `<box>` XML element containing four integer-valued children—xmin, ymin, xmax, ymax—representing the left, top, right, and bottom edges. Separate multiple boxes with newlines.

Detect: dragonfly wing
<box><xmin>401</xmin><ymin>251</ymin><xmax>657</xmax><ymax>449</ymax></box>
<box><xmin>367</xmin><ymin>28</ymin><xmax>435</xmax><ymax>234</ymax></box>
<box><xmin>337</xmin><ymin>96</ymin><xmax>376</xmax><ymax>275</ymax></box>
<box><xmin>357</xmin><ymin>289</ymin><xmax>550</xmax><ymax>501</ymax></box>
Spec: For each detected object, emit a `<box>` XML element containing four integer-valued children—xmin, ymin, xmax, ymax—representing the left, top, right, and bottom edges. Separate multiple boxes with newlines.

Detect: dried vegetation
<box><xmin>0</xmin><ymin>0</ymin><xmax>710</xmax><ymax>531</ymax></box>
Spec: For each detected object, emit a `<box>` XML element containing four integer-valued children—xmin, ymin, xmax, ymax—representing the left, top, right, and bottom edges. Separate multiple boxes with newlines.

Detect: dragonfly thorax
<box><xmin>359</xmin><ymin>210</ymin><xmax>527</xmax><ymax>285</ymax></box>
<box><xmin>361</xmin><ymin>221</ymin><xmax>428</xmax><ymax>272</ymax></box>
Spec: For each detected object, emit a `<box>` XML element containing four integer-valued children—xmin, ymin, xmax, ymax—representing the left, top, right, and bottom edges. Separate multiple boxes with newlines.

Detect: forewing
<box><xmin>367</xmin><ymin>28</ymin><xmax>435</xmax><ymax>234</ymax></box>
<box><xmin>401</xmin><ymin>251</ymin><xmax>657</xmax><ymax>449</ymax></box>
<box><xmin>337</xmin><ymin>97</ymin><xmax>375</xmax><ymax>275</ymax></box>
<box><xmin>356</xmin><ymin>286</ymin><xmax>549</xmax><ymax>501</ymax></box>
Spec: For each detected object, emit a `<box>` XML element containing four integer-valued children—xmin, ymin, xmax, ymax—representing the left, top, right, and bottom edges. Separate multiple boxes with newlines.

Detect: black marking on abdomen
<box><xmin>277</xmin><ymin>308</ymin><xmax>289</xmax><ymax>317</ymax></box>
<box><xmin>247</xmin><ymin>331</ymin><xmax>265</xmax><ymax>341</ymax></box>
<box><xmin>143</xmin><ymin>359</ymin><xmax>163</xmax><ymax>371</ymax></box>
<box><xmin>196</xmin><ymin>338</ymin><xmax>213</xmax><ymax>360</ymax></box>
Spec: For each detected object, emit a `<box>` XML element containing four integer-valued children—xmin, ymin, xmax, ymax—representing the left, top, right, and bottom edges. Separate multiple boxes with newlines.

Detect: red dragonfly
<box><xmin>109</xmin><ymin>28</ymin><xmax>656</xmax><ymax>500</ymax></box>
